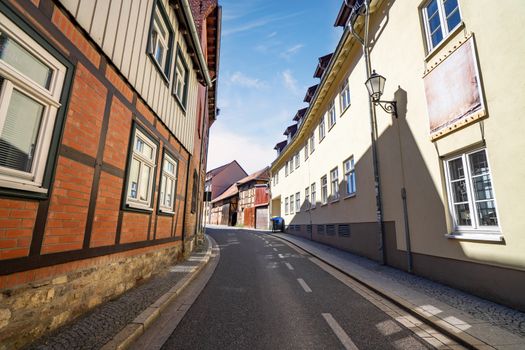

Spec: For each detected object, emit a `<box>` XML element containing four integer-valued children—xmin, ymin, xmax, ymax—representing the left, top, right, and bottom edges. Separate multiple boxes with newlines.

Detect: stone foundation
<box><xmin>0</xmin><ymin>242</ymin><xmax>183</xmax><ymax>350</ymax></box>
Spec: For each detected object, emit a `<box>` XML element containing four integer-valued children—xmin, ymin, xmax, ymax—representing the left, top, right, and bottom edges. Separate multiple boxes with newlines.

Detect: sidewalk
<box><xmin>271</xmin><ymin>233</ymin><xmax>525</xmax><ymax>350</ymax></box>
<box><xmin>28</xmin><ymin>236</ymin><xmax>214</xmax><ymax>350</ymax></box>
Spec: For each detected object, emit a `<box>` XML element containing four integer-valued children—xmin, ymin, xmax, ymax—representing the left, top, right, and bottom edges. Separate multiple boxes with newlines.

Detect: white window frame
<box><xmin>330</xmin><ymin>167</ymin><xmax>339</xmax><ymax>200</ymax></box>
<box><xmin>290</xmin><ymin>194</ymin><xmax>294</xmax><ymax>214</ymax></box>
<box><xmin>327</xmin><ymin>101</ymin><xmax>336</xmax><ymax>129</ymax></box>
<box><xmin>444</xmin><ymin>148</ymin><xmax>501</xmax><ymax>238</ymax></box>
<box><xmin>344</xmin><ymin>157</ymin><xmax>356</xmax><ymax>196</ymax></box>
<box><xmin>289</xmin><ymin>159</ymin><xmax>294</xmax><ymax>174</ymax></box>
<box><xmin>295</xmin><ymin>153</ymin><xmax>300</xmax><ymax>169</ymax></box>
<box><xmin>311</xmin><ymin>183</ymin><xmax>316</xmax><ymax>208</ymax></box>
<box><xmin>305</xmin><ymin>187</ymin><xmax>310</xmax><ymax>210</ymax></box>
<box><xmin>421</xmin><ymin>0</ymin><xmax>462</xmax><ymax>52</ymax></box>
<box><xmin>319</xmin><ymin>116</ymin><xmax>326</xmax><ymax>141</ymax></box>
<box><xmin>295</xmin><ymin>191</ymin><xmax>300</xmax><ymax>212</ymax></box>
<box><xmin>285</xmin><ymin>161</ymin><xmax>289</xmax><ymax>176</ymax></box>
<box><xmin>149</xmin><ymin>4</ymin><xmax>171</xmax><ymax>75</ymax></box>
<box><xmin>304</xmin><ymin>142</ymin><xmax>308</xmax><ymax>160</ymax></box>
<box><xmin>310</xmin><ymin>133</ymin><xmax>315</xmax><ymax>154</ymax></box>
<box><xmin>126</xmin><ymin>128</ymin><xmax>158</xmax><ymax>210</ymax></box>
<box><xmin>173</xmin><ymin>48</ymin><xmax>189</xmax><ymax>108</ymax></box>
<box><xmin>340</xmin><ymin>80</ymin><xmax>351</xmax><ymax>113</ymax></box>
<box><xmin>321</xmin><ymin>175</ymin><xmax>328</xmax><ymax>204</ymax></box>
<box><xmin>285</xmin><ymin>196</ymin><xmax>289</xmax><ymax>215</ymax></box>
<box><xmin>159</xmin><ymin>152</ymin><xmax>178</xmax><ymax>213</ymax></box>
<box><xmin>0</xmin><ymin>13</ymin><xmax>66</xmax><ymax>193</ymax></box>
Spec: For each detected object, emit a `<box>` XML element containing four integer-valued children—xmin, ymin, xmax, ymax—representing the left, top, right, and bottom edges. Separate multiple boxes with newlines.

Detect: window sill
<box><xmin>340</xmin><ymin>104</ymin><xmax>350</xmax><ymax>117</ymax></box>
<box><xmin>321</xmin><ymin>203</ymin><xmax>328</xmax><ymax>207</ymax></box>
<box><xmin>158</xmin><ymin>208</ymin><xmax>175</xmax><ymax>216</ymax></box>
<box><xmin>445</xmin><ymin>232</ymin><xmax>503</xmax><ymax>243</ymax></box>
<box><xmin>343</xmin><ymin>193</ymin><xmax>356</xmax><ymax>200</ymax></box>
<box><xmin>329</xmin><ymin>198</ymin><xmax>340</xmax><ymax>204</ymax></box>
<box><xmin>126</xmin><ymin>202</ymin><xmax>153</xmax><ymax>212</ymax></box>
<box><xmin>328</xmin><ymin>123</ymin><xmax>336</xmax><ymax>132</ymax></box>
<box><xmin>424</xmin><ymin>22</ymin><xmax>465</xmax><ymax>63</ymax></box>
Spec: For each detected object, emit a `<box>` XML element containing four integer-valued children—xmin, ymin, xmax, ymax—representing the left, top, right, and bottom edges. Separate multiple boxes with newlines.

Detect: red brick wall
<box><xmin>61</xmin><ymin>63</ymin><xmax>106</xmax><ymax>158</ymax></box>
<box><xmin>103</xmin><ymin>98</ymin><xmax>132</xmax><ymax>170</ymax></box>
<box><xmin>120</xmin><ymin>212</ymin><xmax>149</xmax><ymax>243</ymax></box>
<box><xmin>0</xmin><ymin>199</ymin><xmax>38</xmax><ymax>260</ymax></box>
<box><xmin>42</xmin><ymin>156</ymin><xmax>94</xmax><ymax>254</ymax></box>
<box><xmin>91</xmin><ymin>172</ymin><xmax>122</xmax><ymax>247</ymax></box>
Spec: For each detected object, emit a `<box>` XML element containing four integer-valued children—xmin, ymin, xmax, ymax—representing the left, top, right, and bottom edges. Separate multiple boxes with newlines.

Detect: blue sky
<box><xmin>207</xmin><ymin>0</ymin><xmax>342</xmax><ymax>174</ymax></box>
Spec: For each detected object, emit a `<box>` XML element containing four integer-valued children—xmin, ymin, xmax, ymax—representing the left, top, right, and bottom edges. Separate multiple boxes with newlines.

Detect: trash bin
<box><xmin>271</xmin><ymin>217</ymin><xmax>284</xmax><ymax>232</ymax></box>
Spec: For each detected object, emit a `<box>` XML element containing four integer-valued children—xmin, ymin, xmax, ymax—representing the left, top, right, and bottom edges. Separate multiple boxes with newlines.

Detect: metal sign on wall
<box><xmin>423</xmin><ymin>35</ymin><xmax>486</xmax><ymax>140</ymax></box>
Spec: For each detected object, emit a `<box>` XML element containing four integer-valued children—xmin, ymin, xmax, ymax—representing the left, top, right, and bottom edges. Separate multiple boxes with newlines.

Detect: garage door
<box><xmin>255</xmin><ymin>207</ymin><xmax>268</xmax><ymax>229</ymax></box>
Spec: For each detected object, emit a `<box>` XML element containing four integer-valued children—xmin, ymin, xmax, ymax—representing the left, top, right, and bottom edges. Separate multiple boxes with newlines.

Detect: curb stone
<box><xmin>100</xmin><ymin>235</ymin><xmax>214</xmax><ymax>350</ymax></box>
<box><xmin>270</xmin><ymin>233</ymin><xmax>493</xmax><ymax>350</ymax></box>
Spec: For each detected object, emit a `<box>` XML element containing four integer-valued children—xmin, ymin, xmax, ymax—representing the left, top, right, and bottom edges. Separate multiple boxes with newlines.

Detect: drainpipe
<box><xmin>348</xmin><ymin>0</ymin><xmax>386</xmax><ymax>265</ymax></box>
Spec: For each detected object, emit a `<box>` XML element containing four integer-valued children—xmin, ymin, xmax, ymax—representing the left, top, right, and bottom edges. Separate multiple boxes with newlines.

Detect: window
<box><xmin>304</xmin><ymin>142</ymin><xmax>308</xmax><ymax>160</ymax></box>
<box><xmin>191</xmin><ymin>170</ymin><xmax>199</xmax><ymax>214</ymax></box>
<box><xmin>173</xmin><ymin>47</ymin><xmax>189</xmax><ymax>108</ymax></box>
<box><xmin>445</xmin><ymin>149</ymin><xmax>499</xmax><ymax>233</ymax></box>
<box><xmin>148</xmin><ymin>1</ymin><xmax>173</xmax><ymax>77</ymax></box>
<box><xmin>327</xmin><ymin>102</ymin><xmax>336</xmax><ymax>129</ymax></box>
<box><xmin>295</xmin><ymin>153</ymin><xmax>300</xmax><ymax>169</ymax></box>
<box><xmin>290</xmin><ymin>194</ymin><xmax>294</xmax><ymax>214</ymax></box>
<box><xmin>159</xmin><ymin>152</ymin><xmax>178</xmax><ymax>213</ymax></box>
<box><xmin>285</xmin><ymin>197</ymin><xmax>289</xmax><ymax>215</ymax></box>
<box><xmin>126</xmin><ymin>128</ymin><xmax>158</xmax><ymax>210</ymax></box>
<box><xmin>289</xmin><ymin>159</ymin><xmax>294</xmax><ymax>174</ymax></box>
<box><xmin>295</xmin><ymin>192</ymin><xmax>300</xmax><ymax>212</ymax></box>
<box><xmin>344</xmin><ymin>157</ymin><xmax>356</xmax><ymax>195</ymax></box>
<box><xmin>340</xmin><ymin>80</ymin><xmax>351</xmax><ymax>112</ymax></box>
<box><xmin>319</xmin><ymin>116</ymin><xmax>326</xmax><ymax>141</ymax></box>
<box><xmin>310</xmin><ymin>133</ymin><xmax>315</xmax><ymax>153</ymax></box>
<box><xmin>0</xmin><ymin>14</ymin><xmax>66</xmax><ymax>193</ymax></box>
<box><xmin>422</xmin><ymin>0</ymin><xmax>462</xmax><ymax>51</ymax></box>
<box><xmin>276</xmin><ymin>170</ymin><xmax>279</xmax><ymax>185</ymax></box>
<box><xmin>285</xmin><ymin>161</ymin><xmax>289</xmax><ymax>176</ymax></box>
<box><xmin>305</xmin><ymin>187</ymin><xmax>310</xmax><ymax>209</ymax></box>
<box><xmin>330</xmin><ymin>167</ymin><xmax>339</xmax><ymax>200</ymax></box>
<box><xmin>321</xmin><ymin>175</ymin><xmax>328</xmax><ymax>204</ymax></box>
<box><xmin>311</xmin><ymin>183</ymin><xmax>316</xmax><ymax>208</ymax></box>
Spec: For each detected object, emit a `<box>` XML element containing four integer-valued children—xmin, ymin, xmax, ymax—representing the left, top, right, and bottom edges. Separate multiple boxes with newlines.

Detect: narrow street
<box><xmin>135</xmin><ymin>227</ymin><xmax>452</xmax><ymax>349</ymax></box>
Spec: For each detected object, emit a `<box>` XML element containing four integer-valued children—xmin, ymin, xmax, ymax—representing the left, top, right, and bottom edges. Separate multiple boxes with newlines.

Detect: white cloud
<box><xmin>207</xmin><ymin>125</ymin><xmax>275</xmax><ymax>175</ymax></box>
<box><xmin>229</xmin><ymin>71</ymin><xmax>265</xmax><ymax>89</ymax></box>
<box><xmin>280</xmin><ymin>44</ymin><xmax>304</xmax><ymax>60</ymax></box>
<box><xmin>282</xmin><ymin>70</ymin><xmax>300</xmax><ymax>95</ymax></box>
<box><xmin>267</xmin><ymin>31</ymin><xmax>278</xmax><ymax>38</ymax></box>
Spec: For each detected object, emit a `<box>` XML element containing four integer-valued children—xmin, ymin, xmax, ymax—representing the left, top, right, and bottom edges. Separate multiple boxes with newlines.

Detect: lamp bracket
<box><xmin>374</xmin><ymin>100</ymin><xmax>398</xmax><ymax>118</ymax></box>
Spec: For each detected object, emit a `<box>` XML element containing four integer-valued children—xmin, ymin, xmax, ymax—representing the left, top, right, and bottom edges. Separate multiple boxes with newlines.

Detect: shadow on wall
<box><xmin>283</xmin><ymin>83</ymin><xmax>525</xmax><ymax>311</ymax></box>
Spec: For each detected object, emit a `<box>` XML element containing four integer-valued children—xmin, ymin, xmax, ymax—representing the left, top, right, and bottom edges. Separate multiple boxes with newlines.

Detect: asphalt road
<box><xmin>159</xmin><ymin>227</ymin><xmax>434</xmax><ymax>350</ymax></box>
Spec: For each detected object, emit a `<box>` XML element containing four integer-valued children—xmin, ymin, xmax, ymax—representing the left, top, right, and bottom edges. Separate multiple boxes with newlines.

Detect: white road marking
<box><xmin>278</xmin><ymin>254</ymin><xmax>285</xmax><ymax>259</ymax></box>
<box><xmin>273</xmin><ymin>248</ymin><xmax>278</xmax><ymax>252</ymax></box>
<box><xmin>322</xmin><ymin>313</ymin><xmax>359</xmax><ymax>350</ymax></box>
<box><xmin>297</xmin><ymin>278</ymin><xmax>312</xmax><ymax>293</ymax></box>
<box><xmin>285</xmin><ymin>262</ymin><xmax>294</xmax><ymax>270</ymax></box>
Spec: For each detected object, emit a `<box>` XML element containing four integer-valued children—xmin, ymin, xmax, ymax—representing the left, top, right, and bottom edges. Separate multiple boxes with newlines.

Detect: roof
<box><xmin>211</xmin><ymin>183</ymin><xmax>238</xmax><ymax>203</ymax></box>
<box><xmin>314</xmin><ymin>53</ymin><xmax>334</xmax><ymax>78</ymax></box>
<box><xmin>334</xmin><ymin>0</ymin><xmax>367</xmax><ymax>27</ymax></box>
<box><xmin>283</xmin><ymin>124</ymin><xmax>298</xmax><ymax>136</ymax></box>
<box><xmin>274</xmin><ymin>140</ymin><xmax>287</xmax><ymax>151</ymax></box>
<box><xmin>206</xmin><ymin>160</ymin><xmax>246</xmax><ymax>178</ymax></box>
<box><xmin>237</xmin><ymin>167</ymin><xmax>270</xmax><ymax>185</ymax></box>
<box><xmin>304</xmin><ymin>84</ymin><xmax>319</xmax><ymax>103</ymax></box>
<box><xmin>293</xmin><ymin>107</ymin><xmax>308</xmax><ymax>121</ymax></box>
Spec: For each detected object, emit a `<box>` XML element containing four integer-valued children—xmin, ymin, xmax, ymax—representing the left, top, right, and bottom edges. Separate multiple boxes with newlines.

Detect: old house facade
<box><xmin>270</xmin><ymin>0</ymin><xmax>525</xmax><ymax>311</ymax></box>
<box><xmin>237</xmin><ymin>167</ymin><xmax>270</xmax><ymax>229</ymax></box>
<box><xmin>0</xmin><ymin>0</ymin><xmax>220</xmax><ymax>347</ymax></box>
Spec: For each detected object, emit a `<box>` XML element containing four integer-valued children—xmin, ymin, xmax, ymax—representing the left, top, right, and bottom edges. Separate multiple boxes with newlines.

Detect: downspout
<box><xmin>348</xmin><ymin>0</ymin><xmax>386</xmax><ymax>265</ymax></box>
<box><xmin>194</xmin><ymin>87</ymin><xmax>208</xmax><ymax>239</ymax></box>
<box><xmin>182</xmin><ymin>154</ymin><xmax>192</xmax><ymax>256</ymax></box>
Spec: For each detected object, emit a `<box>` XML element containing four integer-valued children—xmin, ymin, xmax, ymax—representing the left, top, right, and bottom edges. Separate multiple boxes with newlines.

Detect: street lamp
<box><xmin>365</xmin><ymin>70</ymin><xmax>398</xmax><ymax>118</ymax></box>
